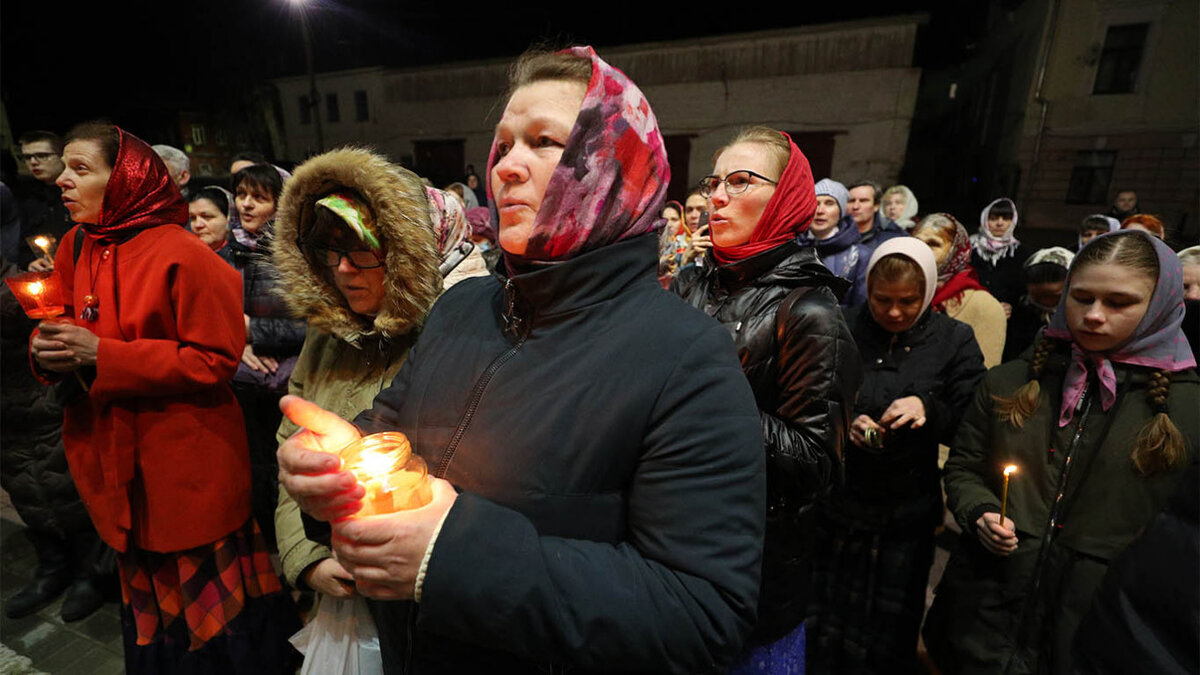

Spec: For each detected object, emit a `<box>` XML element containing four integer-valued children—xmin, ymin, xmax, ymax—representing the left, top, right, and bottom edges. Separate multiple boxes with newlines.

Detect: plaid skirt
<box><xmin>118</xmin><ymin>519</ymin><xmax>301</xmax><ymax>674</ymax></box>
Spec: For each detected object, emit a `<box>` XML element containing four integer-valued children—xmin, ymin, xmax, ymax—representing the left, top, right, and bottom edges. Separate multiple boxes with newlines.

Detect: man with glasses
<box><xmin>16</xmin><ymin>131</ymin><xmax>72</xmax><ymax>270</ymax></box>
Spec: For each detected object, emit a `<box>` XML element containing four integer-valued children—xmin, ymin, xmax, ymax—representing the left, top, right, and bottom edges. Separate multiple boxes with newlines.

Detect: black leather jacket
<box><xmin>674</xmin><ymin>240</ymin><xmax>863</xmax><ymax>643</ymax></box>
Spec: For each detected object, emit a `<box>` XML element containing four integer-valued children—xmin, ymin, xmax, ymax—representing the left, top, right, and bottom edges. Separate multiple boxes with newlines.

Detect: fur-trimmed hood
<box><xmin>273</xmin><ymin>147</ymin><xmax>442</xmax><ymax>344</ymax></box>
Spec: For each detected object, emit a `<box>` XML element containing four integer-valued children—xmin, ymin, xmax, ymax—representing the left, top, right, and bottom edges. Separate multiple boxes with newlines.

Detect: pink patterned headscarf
<box><xmin>486</xmin><ymin>45</ymin><xmax>670</xmax><ymax>266</ymax></box>
<box><xmin>1045</xmin><ymin>230</ymin><xmax>1196</xmax><ymax>426</ymax></box>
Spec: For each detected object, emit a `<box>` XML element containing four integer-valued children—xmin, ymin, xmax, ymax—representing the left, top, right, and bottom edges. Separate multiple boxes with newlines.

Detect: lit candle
<box><xmin>339</xmin><ymin>432</ymin><xmax>429</xmax><ymax>516</ymax></box>
<box><xmin>999</xmin><ymin>464</ymin><xmax>1018</xmax><ymax>524</ymax></box>
<box><xmin>33</xmin><ymin>236</ymin><xmax>52</xmax><ymax>260</ymax></box>
<box><xmin>26</xmin><ymin>280</ymin><xmax>48</xmax><ymax>316</ymax></box>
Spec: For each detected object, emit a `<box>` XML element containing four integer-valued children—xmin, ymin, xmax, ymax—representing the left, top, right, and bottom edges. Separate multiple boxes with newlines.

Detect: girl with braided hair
<box><xmin>923</xmin><ymin>230</ymin><xmax>1197</xmax><ymax>675</ymax></box>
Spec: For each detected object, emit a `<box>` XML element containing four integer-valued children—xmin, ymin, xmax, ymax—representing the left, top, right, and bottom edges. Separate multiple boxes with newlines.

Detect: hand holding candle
<box><xmin>278</xmin><ymin>395</ymin><xmax>367</xmax><ymax>521</ymax></box>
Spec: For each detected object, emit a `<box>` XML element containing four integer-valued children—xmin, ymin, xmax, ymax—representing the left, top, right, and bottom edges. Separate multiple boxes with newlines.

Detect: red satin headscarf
<box><xmin>712</xmin><ymin>132</ymin><xmax>815</xmax><ymax>265</ymax></box>
<box><xmin>88</xmin><ymin>127</ymin><xmax>188</xmax><ymax>237</ymax></box>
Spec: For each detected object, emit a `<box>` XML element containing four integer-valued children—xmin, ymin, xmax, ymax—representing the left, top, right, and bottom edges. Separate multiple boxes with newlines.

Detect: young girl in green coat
<box><xmin>923</xmin><ymin>230</ymin><xmax>1197</xmax><ymax>675</ymax></box>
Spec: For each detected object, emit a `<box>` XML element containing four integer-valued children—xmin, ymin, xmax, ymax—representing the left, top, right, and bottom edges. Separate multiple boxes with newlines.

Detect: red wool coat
<box><xmin>48</xmin><ymin>224</ymin><xmax>251</xmax><ymax>553</ymax></box>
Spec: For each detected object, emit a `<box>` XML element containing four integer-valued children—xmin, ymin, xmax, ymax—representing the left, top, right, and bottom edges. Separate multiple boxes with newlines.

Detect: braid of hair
<box><xmin>1131</xmin><ymin>370</ymin><xmax>1188</xmax><ymax>475</ymax></box>
<box><xmin>993</xmin><ymin>336</ymin><xmax>1059</xmax><ymax>428</ymax></box>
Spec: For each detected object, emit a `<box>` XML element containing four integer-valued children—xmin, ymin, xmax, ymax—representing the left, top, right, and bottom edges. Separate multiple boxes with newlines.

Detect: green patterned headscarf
<box><xmin>316</xmin><ymin>191</ymin><xmax>380</xmax><ymax>251</ymax></box>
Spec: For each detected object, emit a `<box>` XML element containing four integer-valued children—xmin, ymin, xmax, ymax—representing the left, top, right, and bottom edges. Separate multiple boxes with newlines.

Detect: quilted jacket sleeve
<box><xmin>761</xmin><ymin>288</ymin><xmax>862</xmax><ymax>504</ymax></box>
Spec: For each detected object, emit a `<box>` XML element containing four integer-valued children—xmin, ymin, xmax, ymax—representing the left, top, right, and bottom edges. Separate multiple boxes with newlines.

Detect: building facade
<box><xmin>272</xmin><ymin>17</ymin><xmax>924</xmax><ymax>202</ymax></box>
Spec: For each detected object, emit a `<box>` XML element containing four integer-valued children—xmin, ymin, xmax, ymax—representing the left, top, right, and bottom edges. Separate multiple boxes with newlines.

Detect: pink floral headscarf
<box><xmin>1045</xmin><ymin>230</ymin><xmax>1196</xmax><ymax>426</ymax></box>
<box><xmin>486</xmin><ymin>46</ymin><xmax>670</xmax><ymax>266</ymax></box>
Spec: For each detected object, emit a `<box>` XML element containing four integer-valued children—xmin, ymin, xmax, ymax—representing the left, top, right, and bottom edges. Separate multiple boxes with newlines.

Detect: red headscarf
<box><xmin>89</xmin><ymin>128</ymin><xmax>188</xmax><ymax>237</ymax></box>
<box><xmin>922</xmin><ymin>213</ymin><xmax>986</xmax><ymax>311</ymax></box>
<box><xmin>712</xmin><ymin>132</ymin><xmax>815</xmax><ymax>265</ymax></box>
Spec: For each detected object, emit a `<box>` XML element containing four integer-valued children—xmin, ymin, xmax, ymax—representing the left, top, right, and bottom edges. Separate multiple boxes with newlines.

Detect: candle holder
<box><xmin>6</xmin><ymin>270</ymin><xmax>89</xmax><ymax>392</ymax></box>
<box><xmin>6</xmin><ymin>270</ymin><xmax>66</xmax><ymax>320</ymax></box>
<box><xmin>338</xmin><ymin>432</ymin><xmax>431</xmax><ymax>517</ymax></box>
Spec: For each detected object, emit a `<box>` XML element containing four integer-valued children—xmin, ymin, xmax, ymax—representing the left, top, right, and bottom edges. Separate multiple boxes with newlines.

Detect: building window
<box><xmin>1093</xmin><ymin>23</ymin><xmax>1149</xmax><ymax>95</ymax></box>
<box><xmin>1066</xmin><ymin>150</ymin><xmax>1117</xmax><ymax>204</ymax></box>
<box><xmin>215</xmin><ymin>129</ymin><xmax>228</xmax><ymax>146</ymax></box>
<box><xmin>326</xmin><ymin>93</ymin><xmax>340</xmax><ymax>123</ymax></box>
<box><xmin>355</xmin><ymin>90</ymin><xmax>369</xmax><ymax>122</ymax></box>
<box><xmin>191</xmin><ymin>124</ymin><xmax>206</xmax><ymax>146</ymax></box>
<box><xmin>299</xmin><ymin>96</ymin><xmax>311</xmax><ymax>125</ymax></box>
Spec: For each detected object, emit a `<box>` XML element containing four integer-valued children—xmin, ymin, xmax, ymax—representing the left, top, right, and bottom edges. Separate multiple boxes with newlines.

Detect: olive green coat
<box><xmin>269</xmin><ymin>147</ymin><xmax>444</xmax><ymax>588</ymax></box>
<box><xmin>924</xmin><ymin>346</ymin><xmax>1198</xmax><ymax>675</ymax></box>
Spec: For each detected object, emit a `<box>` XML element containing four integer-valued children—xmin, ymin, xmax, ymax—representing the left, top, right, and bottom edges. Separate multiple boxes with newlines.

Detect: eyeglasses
<box><xmin>697</xmin><ymin>170</ymin><xmax>777</xmax><ymax>198</ymax></box>
<box><xmin>306</xmin><ymin>245</ymin><xmax>384</xmax><ymax>269</ymax></box>
<box><xmin>20</xmin><ymin>152</ymin><xmax>57</xmax><ymax>163</ymax></box>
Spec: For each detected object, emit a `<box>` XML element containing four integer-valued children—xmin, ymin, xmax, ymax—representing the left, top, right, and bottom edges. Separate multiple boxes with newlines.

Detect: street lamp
<box><xmin>290</xmin><ymin>0</ymin><xmax>324</xmax><ymax>153</ymax></box>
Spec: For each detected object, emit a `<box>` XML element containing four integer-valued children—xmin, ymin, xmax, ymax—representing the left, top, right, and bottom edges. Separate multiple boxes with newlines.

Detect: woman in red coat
<box><xmin>30</xmin><ymin>122</ymin><xmax>298</xmax><ymax>673</ymax></box>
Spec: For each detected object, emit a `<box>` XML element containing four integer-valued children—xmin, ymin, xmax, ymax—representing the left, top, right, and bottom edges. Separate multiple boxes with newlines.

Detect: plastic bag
<box><xmin>290</xmin><ymin>595</ymin><xmax>383</xmax><ymax>675</ymax></box>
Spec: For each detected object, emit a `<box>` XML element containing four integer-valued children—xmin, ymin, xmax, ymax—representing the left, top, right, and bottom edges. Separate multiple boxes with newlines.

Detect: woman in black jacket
<box><xmin>807</xmin><ymin>237</ymin><xmax>986</xmax><ymax>673</ymax></box>
<box><xmin>672</xmin><ymin>125</ymin><xmax>862</xmax><ymax>671</ymax></box>
<box><xmin>275</xmin><ymin>47</ymin><xmax>766</xmax><ymax>674</ymax></box>
<box><xmin>229</xmin><ymin>163</ymin><xmax>306</xmax><ymax>548</ymax></box>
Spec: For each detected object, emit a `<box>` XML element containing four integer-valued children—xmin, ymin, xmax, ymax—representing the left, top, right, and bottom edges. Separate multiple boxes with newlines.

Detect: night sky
<box><xmin>3</xmin><ymin>1</ymin><xmax>987</xmax><ymax>145</ymax></box>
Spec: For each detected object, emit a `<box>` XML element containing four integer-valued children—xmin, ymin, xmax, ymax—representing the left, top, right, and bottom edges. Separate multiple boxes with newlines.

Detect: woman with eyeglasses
<box><xmin>270</xmin><ymin>150</ymin><xmax>483</xmax><ymax>664</ymax></box>
<box><xmin>673</xmin><ymin>125</ymin><xmax>862</xmax><ymax>672</ymax></box>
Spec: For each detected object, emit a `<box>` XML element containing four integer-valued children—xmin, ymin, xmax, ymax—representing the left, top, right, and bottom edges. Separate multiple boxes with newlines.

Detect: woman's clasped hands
<box><xmin>31</xmin><ymin>321</ymin><xmax>99</xmax><ymax>372</ymax></box>
<box><xmin>277</xmin><ymin>395</ymin><xmax>458</xmax><ymax>601</ymax></box>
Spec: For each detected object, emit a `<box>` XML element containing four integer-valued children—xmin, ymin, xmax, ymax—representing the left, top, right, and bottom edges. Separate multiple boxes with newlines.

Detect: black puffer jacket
<box><xmin>228</xmin><ymin>230</ymin><xmax>306</xmax><ymax>359</ymax></box>
<box><xmin>0</xmin><ymin>260</ymin><xmax>91</xmax><ymax>535</ymax></box>
<box><xmin>836</xmin><ymin>305</ymin><xmax>986</xmax><ymax>522</ymax></box>
<box><xmin>673</xmin><ymin>241</ymin><xmax>863</xmax><ymax>643</ymax></box>
<box><xmin>359</xmin><ymin>234</ymin><xmax>766</xmax><ymax>674</ymax></box>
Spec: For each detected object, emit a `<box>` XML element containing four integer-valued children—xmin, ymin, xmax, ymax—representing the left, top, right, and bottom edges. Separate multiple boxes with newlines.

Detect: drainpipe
<box><xmin>1023</xmin><ymin>0</ymin><xmax>1061</xmax><ymax>209</ymax></box>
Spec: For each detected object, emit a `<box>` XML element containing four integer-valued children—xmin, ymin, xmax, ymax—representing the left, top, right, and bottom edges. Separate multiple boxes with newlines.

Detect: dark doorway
<box><xmin>413</xmin><ymin>139</ymin><xmax>465</xmax><ymax>188</ymax></box>
<box><xmin>787</xmin><ymin>131</ymin><xmax>840</xmax><ymax>180</ymax></box>
<box><xmin>663</xmin><ymin>134</ymin><xmax>694</xmax><ymax>204</ymax></box>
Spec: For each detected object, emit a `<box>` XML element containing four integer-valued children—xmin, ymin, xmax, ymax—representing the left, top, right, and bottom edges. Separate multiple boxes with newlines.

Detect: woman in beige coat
<box><xmin>912</xmin><ymin>213</ymin><xmax>1007</xmax><ymax>367</ymax></box>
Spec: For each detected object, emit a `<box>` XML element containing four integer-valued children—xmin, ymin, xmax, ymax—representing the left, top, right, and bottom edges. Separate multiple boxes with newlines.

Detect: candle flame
<box><xmin>1004</xmin><ymin>465</ymin><xmax>1018</xmax><ymax>476</ymax></box>
<box><xmin>33</xmin><ymin>236</ymin><xmax>50</xmax><ymax>249</ymax></box>
<box><xmin>354</xmin><ymin>446</ymin><xmax>402</xmax><ymax>480</ymax></box>
<box><xmin>27</xmin><ymin>281</ymin><xmax>44</xmax><ymax>296</ymax></box>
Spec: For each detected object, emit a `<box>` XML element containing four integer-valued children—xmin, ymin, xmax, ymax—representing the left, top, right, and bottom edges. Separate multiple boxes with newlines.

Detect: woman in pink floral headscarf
<box><xmin>275</xmin><ymin>46</ymin><xmax>766</xmax><ymax>673</ymax></box>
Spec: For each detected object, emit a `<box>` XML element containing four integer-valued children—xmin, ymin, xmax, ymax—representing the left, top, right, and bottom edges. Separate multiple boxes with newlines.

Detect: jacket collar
<box><xmin>501</xmin><ymin>233</ymin><xmax>658</xmax><ymax>325</ymax></box>
<box><xmin>709</xmin><ymin>240</ymin><xmax>851</xmax><ymax>300</ymax></box>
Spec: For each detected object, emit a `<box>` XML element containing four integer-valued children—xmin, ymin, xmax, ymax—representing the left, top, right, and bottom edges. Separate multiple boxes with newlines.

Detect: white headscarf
<box><xmin>970</xmin><ymin>197</ymin><xmax>1021</xmax><ymax>264</ymax></box>
<box><xmin>884</xmin><ymin>185</ymin><xmax>920</xmax><ymax>231</ymax></box>
<box><xmin>867</xmin><ymin>237</ymin><xmax>938</xmax><ymax>319</ymax></box>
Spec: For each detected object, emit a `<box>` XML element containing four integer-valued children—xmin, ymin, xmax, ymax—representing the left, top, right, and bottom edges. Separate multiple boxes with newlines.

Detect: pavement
<box><xmin>0</xmin><ymin>497</ymin><xmax>125</xmax><ymax>675</ymax></box>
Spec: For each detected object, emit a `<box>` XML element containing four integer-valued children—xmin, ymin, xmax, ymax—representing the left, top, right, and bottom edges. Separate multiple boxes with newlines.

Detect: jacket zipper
<box><xmin>433</xmin><ymin>332</ymin><xmax>526</xmax><ymax>479</ymax></box>
<box><xmin>407</xmin><ymin>281</ymin><xmax>529</xmax><ymax>671</ymax></box>
<box><xmin>1008</xmin><ymin>382</ymin><xmax>1093</xmax><ymax>670</ymax></box>
<box><xmin>434</xmin><ymin>280</ymin><xmax>529</xmax><ymax>479</ymax></box>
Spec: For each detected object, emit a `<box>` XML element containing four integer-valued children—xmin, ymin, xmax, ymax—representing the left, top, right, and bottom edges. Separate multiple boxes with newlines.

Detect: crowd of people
<box><xmin>1</xmin><ymin>44</ymin><xmax>1197</xmax><ymax>675</ymax></box>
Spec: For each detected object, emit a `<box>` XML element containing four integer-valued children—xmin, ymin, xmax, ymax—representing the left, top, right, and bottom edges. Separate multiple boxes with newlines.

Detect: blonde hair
<box><xmin>713</xmin><ymin>126</ymin><xmax>791</xmax><ymax>179</ymax></box>
<box><xmin>993</xmin><ymin>232</ymin><xmax>1187</xmax><ymax>475</ymax></box>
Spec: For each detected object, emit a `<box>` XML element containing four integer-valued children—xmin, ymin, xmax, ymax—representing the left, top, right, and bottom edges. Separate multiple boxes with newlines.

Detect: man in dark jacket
<box><xmin>14</xmin><ymin>131</ymin><xmax>73</xmax><ymax>271</ymax></box>
<box><xmin>847</xmin><ymin>180</ymin><xmax>906</xmax><ymax>251</ymax></box>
